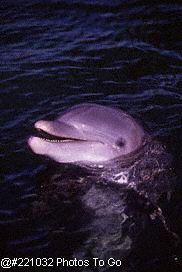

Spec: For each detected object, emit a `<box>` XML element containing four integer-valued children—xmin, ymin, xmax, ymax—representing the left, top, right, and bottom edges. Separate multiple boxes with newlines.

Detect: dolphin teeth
<box><xmin>39</xmin><ymin>137</ymin><xmax>73</xmax><ymax>143</ymax></box>
<box><xmin>36</xmin><ymin>129</ymin><xmax>79</xmax><ymax>143</ymax></box>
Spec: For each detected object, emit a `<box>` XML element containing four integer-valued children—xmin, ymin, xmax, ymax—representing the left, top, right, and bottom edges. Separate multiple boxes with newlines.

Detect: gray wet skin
<box><xmin>28</xmin><ymin>103</ymin><xmax>146</xmax><ymax>165</ymax></box>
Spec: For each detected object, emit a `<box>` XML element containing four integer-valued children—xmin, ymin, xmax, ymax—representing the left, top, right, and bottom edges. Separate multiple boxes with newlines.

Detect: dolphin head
<box><xmin>28</xmin><ymin>103</ymin><xmax>146</xmax><ymax>165</ymax></box>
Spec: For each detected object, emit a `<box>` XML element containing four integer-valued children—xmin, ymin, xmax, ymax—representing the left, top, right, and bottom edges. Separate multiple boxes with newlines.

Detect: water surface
<box><xmin>1</xmin><ymin>0</ymin><xmax>182</xmax><ymax>271</ymax></box>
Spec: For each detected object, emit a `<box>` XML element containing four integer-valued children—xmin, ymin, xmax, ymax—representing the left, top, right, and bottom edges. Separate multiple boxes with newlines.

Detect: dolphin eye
<box><xmin>116</xmin><ymin>138</ymin><xmax>125</xmax><ymax>147</ymax></box>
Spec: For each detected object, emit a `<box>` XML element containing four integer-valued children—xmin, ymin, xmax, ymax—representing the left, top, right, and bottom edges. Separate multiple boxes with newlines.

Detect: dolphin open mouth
<box><xmin>35</xmin><ymin>128</ymin><xmax>86</xmax><ymax>143</ymax></box>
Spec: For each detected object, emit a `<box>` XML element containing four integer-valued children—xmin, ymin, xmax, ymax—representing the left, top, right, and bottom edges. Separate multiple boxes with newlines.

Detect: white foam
<box><xmin>112</xmin><ymin>171</ymin><xmax>129</xmax><ymax>184</ymax></box>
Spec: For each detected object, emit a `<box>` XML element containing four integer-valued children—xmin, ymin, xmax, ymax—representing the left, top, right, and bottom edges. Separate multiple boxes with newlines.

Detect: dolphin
<box><xmin>28</xmin><ymin>103</ymin><xmax>177</xmax><ymax>251</ymax></box>
<box><xmin>28</xmin><ymin>103</ymin><xmax>147</xmax><ymax>166</ymax></box>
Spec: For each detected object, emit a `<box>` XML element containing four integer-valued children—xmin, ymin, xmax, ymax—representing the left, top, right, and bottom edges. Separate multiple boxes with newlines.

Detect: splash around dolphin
<box><xmin>28</xmin><ymin>103</ymin><xmax>147</xmax><ymax>166</ymax></box>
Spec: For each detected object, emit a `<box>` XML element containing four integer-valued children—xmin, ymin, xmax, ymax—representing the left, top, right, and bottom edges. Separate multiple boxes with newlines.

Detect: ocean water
<box><xmin>0</xmin><ymin>0</ymin><xmax>182</xmax><ymax>271</ymax></box>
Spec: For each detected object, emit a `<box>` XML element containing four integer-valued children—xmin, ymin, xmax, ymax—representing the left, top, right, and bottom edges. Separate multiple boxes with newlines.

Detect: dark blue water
<box><xmin>1</xmin><ymin>0</ymin><xmax>182</xmax><ymax>271</ymax></box>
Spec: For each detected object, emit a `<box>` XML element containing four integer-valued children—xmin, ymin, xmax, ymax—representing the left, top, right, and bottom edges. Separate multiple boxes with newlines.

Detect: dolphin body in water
<box><xmin>28</xmin><ymin>104</ymin><xmax>177</xmax><ymax>266</ymax></box>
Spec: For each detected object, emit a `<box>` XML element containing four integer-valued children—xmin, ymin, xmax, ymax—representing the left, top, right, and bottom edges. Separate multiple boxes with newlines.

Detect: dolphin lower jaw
<box><xmin>28</xmin><ymin>126</ymin><xmax>146</xmax><ymax>164</ymax></box>
<box><xmin>28</xmin><ymin>135</ymin><xmax>123</xmax><ymax>163</ymax></box>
